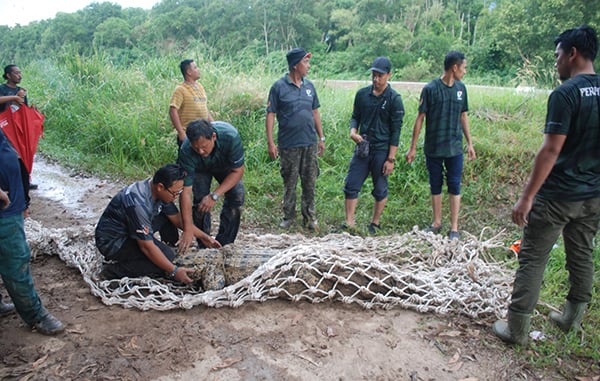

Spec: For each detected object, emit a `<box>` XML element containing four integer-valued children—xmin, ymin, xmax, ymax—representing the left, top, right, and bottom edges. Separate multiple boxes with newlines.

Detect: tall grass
<box><xmin>22</xmin><ymin>54</ymin><xmax>599</xmax><ymax>375</ymax></box>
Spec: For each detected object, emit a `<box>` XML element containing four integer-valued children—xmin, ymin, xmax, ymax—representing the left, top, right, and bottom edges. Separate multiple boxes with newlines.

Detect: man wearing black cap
<box><xmin>342</xmin><ymin>57</ymin><xmax>405</xmax><ymax>235</ymax></box>
<box><xmin>266</xmin><ymin>47</ymin><xmax>325</xmax><ymax>231</ymax></box>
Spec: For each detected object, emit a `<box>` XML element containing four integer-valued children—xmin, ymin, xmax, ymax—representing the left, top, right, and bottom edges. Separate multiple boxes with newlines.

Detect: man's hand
<box><xmin>405</xmin><ymin>147</ymin><xmax>417</xmax><ymax>164</ymax></box>
<box><xmin>177</xmin><ymin>229</ymin><xmax>195</xmax><ymax>254</ymax></box>
<box><xmin>382</xmin><ymin>161</ymin><xmax>395</xmax><ymax>176</ymax></box>
<box><xmin>197</xmin><ymin>194</ymin><xmax>216</xmax><ymax>213</ymax></box>
<box><xmin>511</xmin><ymin>196</ymin><xmax>533</xmax><ymax>227</ymax></box>
<box><xmin>199</xmin><ymin>234</ymin><xmax>222</xmax><ymax>249</ymax></box>
<box><xmin>173</xmin><ymin>267</ymin><xmax>194</xmax><ymax>284</ymax></box>
<box><xmin>317</xmin><ymin>141</ymin><xmax>325</xmax><ymax>157</ymax></box>
<box><xmin>0</xmin><ymin>190</ymin><xmax>10</xmax><ymax>210</ymax></box>
<box><xmin>267</xmin><ymin>142</ymin><xmax>278</xmax><ymax>160</ymax></box>
<box><xmin>467</xmin><ymin>144</ymin><xmax>476</xmax><ymax>160</ymax></box>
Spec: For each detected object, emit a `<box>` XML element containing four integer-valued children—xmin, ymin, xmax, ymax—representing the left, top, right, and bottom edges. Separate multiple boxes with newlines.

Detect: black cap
<box><xmin>287</xmin><ymin>48</ymin><xmax>312</xmax><ymax>69</ymax></box>
<box><xmin>370</xmin><ymin>57</ymin><xmax>392</xmax><ymax>73</ymax></box>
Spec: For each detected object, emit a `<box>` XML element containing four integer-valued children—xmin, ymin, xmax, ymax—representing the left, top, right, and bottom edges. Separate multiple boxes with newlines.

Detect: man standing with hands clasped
<box><xmin>342</xmin><ymin>57</ymin><xmax>404</xmax><ymax>234</ymax></box>
<box><xmin>169</xmin><ymin>59</ymin><xmax>214</xmax><ymax>147</ymax></box>
<box><xmin>266</xmin><ymin>47</ymin><xmax>325</xmax><ymax>231</ymax></box>
<box><xmin>493</xmin><ymin>25</ymin><xmax>600</xmax><ymax>346</ymax></box>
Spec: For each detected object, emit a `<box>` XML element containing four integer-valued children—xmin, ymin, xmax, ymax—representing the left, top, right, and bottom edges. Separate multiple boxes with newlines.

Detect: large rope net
<box><xmin>24</xmin><ymin>219</ymin><xmax>514</xmax><ymax>319</ymax></box>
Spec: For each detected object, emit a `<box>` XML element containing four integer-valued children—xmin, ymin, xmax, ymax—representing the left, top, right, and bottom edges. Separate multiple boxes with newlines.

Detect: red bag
<box><xmin>0</xmin><ymin>105</ymin><xmax>44</xmax><ymax>174</ymax></box>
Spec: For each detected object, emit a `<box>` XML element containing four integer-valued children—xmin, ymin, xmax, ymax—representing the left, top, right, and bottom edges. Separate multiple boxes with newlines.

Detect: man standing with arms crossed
<box><xmin>405</xmin><ymin>51</ymin><xmax>476</xmax><ymax>240</ymax></box>
<box><xmin>493</xmin><ymin>25</ymin><xmax>600</xmax><ymax>346</ymax></box>
<box><xmin>266</xmin><ymin>48</ymin><xmax>325</xmax><ymax>231</ymax></box>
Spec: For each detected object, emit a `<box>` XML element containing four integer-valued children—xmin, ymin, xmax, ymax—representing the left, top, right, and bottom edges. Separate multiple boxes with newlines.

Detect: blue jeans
<box><xmin>425</xmin><ymin>154</ymin><xmax>463</xmax><ymax>195</ymax></box>
<box><xmin>192</xmin><ymin>170</ymin><xmax>245</xmax><ymax>247</ymax></box>
<box><xmin>0</xmin><ymin>214</ymin><xmax>46</xmax><ymax>325</ymax></box>
<box><xmin>343</xmin><ymin>150</ymin><xmax>389</xmax><ymax>201</ymax></box>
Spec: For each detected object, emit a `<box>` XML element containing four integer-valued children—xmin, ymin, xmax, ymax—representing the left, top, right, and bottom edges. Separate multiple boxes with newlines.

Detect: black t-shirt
<box><xmin>539</xmin><ymin>74</ymin><xmax>600</xmax><ymax>201</ymax></box>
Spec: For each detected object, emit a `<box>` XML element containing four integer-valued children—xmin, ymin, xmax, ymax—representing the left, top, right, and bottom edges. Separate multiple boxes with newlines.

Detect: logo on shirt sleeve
<box><xmin>305</xmin><ymin>89</ymin><xmax>313</xmax><ymax>97</ymax></box>
<box><xmin>136</xmin><ymin>225</ymin><xmax>150</xmax><ymax>235</ymax></box>
<box><xmin>457</xmin><ymin>91</ymin><xmax>463</xmax><ymax>101</ymax></box>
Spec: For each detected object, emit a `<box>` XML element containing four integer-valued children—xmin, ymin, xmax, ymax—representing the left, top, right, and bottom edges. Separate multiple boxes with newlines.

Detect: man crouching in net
<box><xmin>95</xmin><ymin>163</ymin><xmax>391</xmax><ymax>297</ymax></box>
<box><xmin>95</xmin><ymin>164</ymin><xmax>221</xmax><ymax>283</ymax></box>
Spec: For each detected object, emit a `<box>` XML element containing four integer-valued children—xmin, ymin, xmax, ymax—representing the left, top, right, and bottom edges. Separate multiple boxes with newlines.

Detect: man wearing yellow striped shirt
<box><xmin>169</xmin><ymin>59</ymin><xmax>214</xmax><ymax>146</ymax></box>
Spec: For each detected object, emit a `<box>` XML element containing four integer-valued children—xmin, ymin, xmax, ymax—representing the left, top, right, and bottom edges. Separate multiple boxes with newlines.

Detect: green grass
<box><xmin>22</xmin><ymin>54</ymin><xmax>600</xmax><ymax>375</ymax></box>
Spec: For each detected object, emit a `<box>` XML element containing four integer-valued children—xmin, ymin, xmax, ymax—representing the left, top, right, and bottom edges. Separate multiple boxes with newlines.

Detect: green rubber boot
<box><xmin>549</xmin><ymin>301</ymin><xmax>587</xmax><ymax>333</ymax></box>
<box><xmin>492</xmin><ymin>311</ymin><xmax>530</xmax><ymax>346</ymax></box>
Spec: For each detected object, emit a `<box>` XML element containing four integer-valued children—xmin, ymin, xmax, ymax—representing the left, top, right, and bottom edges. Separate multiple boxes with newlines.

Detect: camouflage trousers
<box><xmin>279</xmin><ymin>144</ymin><xmax>320</xmax><ymax>223</ymax></box>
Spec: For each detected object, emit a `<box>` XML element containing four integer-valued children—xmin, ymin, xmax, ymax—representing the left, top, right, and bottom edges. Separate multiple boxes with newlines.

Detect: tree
<box><xmin>93</xmin><ymin>17</ymin><xmax>132</xmax><ymax>49</ymax></box>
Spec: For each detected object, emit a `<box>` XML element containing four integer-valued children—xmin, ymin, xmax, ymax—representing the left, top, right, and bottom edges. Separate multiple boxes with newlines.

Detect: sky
<box><xmin>0</xmin><ymin>0</ymin><xmax>160</xmax><ymax>27</ymax></box>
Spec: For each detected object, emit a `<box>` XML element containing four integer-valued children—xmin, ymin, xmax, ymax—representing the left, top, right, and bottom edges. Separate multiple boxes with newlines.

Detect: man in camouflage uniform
<box><xmin>265</xmin><ymin>48</ymin><xmax>325</xmax><ymax>231</ymax></box>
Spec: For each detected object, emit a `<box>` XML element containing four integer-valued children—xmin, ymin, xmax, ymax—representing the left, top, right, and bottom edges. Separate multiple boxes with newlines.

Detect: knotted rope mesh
<box><xmin>24</xmin><ymin>219</ymin><xmax>513</xmax><ymax>318</ymax></box>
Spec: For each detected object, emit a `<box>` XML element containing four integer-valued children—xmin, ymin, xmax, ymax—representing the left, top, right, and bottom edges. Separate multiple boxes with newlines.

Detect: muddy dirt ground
<box><xmin>0</xmin><ymin>158</ymin><xmax>562</xmax><ymax>381</ymax></box>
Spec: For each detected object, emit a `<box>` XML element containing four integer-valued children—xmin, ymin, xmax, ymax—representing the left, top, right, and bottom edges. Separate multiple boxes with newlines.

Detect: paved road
<box><xmin>323</xmin><ymin>79</ymin><xmax>425</xmax><ymax>92</ymax></box>
<box><xmin>323</xmin><ymin>79</ymin><xmax>547</xmax><ymax>94</ymax></box>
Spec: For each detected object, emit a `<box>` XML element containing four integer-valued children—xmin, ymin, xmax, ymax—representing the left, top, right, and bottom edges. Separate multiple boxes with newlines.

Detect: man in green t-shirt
<box><xmin>405</xmin><ymin>51</ymin><xmax>476</xmax><ymax>240</ymax></box>
<box><xmin>177</xmin><ymin>119</ymin><xmax>245</xmax><ymax>251</ymax></box>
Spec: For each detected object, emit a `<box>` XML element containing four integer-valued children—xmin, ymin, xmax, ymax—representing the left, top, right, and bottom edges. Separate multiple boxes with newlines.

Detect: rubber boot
<box><xmin>549</xmin><ymin>301</ymin><xmax>587</xmax><ymax>333</ymax></box>
<box><xmin>492</xmin><ymin>311</ymin><xmax>530</xmax><ymax>346</ymax></box>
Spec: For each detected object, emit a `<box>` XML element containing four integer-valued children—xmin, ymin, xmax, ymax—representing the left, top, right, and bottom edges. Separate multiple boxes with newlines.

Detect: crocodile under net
<box><xmin>24</xmin><ymin>219</ymin><xmax>514</xmax><ymax>318</ymax></box>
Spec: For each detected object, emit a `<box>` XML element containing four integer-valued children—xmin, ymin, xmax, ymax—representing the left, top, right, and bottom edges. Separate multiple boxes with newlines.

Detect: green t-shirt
<box><xmin>538</xmin><ymin>74</ymin><xmax>600</xmax><ymax>201</ymax></box>
<box><xmin>178</xmin><ymin>121</ymin><xmax>245</xmax><ymax>187</ymax></box>
<box><xmin>419</xmin><ymin>78</ymin><xmax>468</xmax><ymax>158</ymax></box>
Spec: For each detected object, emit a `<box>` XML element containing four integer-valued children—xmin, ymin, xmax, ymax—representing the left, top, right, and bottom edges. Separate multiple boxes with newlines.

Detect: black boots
<box><xmin>549</xmin><ymin>301</ymin><xmax>587</xmax><ymax>333</ymax></box>
<box><xmin>492</xmin><ymin>311</ymin><xmax>531</xmax><ymax>346</ymax></box>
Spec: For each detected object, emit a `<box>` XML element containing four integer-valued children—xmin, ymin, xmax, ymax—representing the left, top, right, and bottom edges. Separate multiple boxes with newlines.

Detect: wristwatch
<box><xmin>387</xmin><ymin>157</ymin><xmax>396</xmax><ymax>163</ymax></box>
<box><xmin>320</xmin><ymin>136</ymin><xmax>326</xmax><ymax>142</ymax></box>
<box><xmin>210</xmin><ymin>192</ymin><xmax>220</xmax><ymax>201</ymax></box>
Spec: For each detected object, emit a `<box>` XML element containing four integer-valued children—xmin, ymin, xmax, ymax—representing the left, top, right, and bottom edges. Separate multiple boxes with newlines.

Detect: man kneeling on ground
<box><xmin>95</xmin><ymin>163</ymin><xmax>221</xmax><ymax>283</ymax></box>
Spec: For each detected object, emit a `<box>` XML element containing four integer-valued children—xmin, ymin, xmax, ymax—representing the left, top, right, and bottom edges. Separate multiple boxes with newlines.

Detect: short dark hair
<box><xmin>3</xmin><ymin>64</ymin><xmax>17</xmax><ymax>80</ymax></box>
<box><xmin>444</xmin><ymin>51</ymin><xmax>466</xmax><ymax>71</ymax></box>
<box><xmin>153</xmin><ymin>163</ymin><xmax>187</xmax><ymax>188</ymax></box>
<box><xmin>179</xmin><ymin>59</ymin><xmax>194</xmax><ymax>78</ymax></box>
<box><xmin>555</xmin><ymin>25</ymin><xmax>598</xmax><ymax>61</ymax></box>
<box><xmin>186</xmin><ymin>119</ymin><xmax>214</xmax><ymax>142</ymax></box>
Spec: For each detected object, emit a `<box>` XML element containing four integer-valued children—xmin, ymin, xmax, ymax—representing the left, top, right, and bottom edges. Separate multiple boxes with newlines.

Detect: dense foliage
<box><xmin>1</xmin><ymin>0</ymin><xmax>599</xmax><ymax>87</ymax></box>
